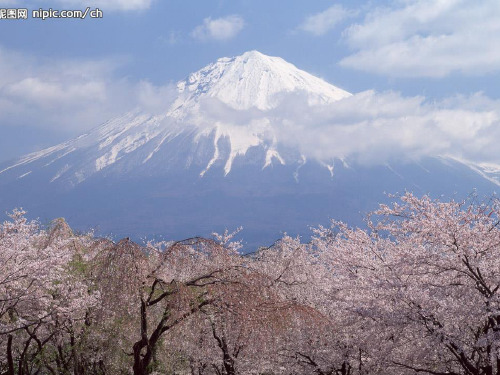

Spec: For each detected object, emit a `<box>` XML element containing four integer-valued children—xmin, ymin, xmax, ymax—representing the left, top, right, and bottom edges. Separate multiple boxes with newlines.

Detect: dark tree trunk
<box><xmin>7</xmin><ymin>335</ymin><xmax>15</xmax><ymax>375</ymax></box>
<box><xmin>132</xmin><ymin>298</ymin><xmax>151</xmax><ymax>375</ymax></box>
<box><xmin>132</xmin><ymin>340</ymin><xmax>148</xmax><ymax>375</ymax></box>
<box><xmin>71</xmin><ymin>331</ymin><xmax>85</xmax><ymax>375</ymax></box>
<box><xmin>211</xmin><ymin>323</ymin><xmax>236</xmax><ymax>375</ymax></box>
<box><xmin>132</xmin><ymin>289</ymin><xmax>211</xmax><ymax>375</ymax></box>
<box><xmin>338</xmin><ymin>361</ymin><xmax>352</xmax><ymax>375</ymax></box>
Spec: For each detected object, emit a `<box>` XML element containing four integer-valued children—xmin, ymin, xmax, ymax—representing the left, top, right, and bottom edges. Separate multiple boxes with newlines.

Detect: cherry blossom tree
<box><xmin>110</xmin><ymin>237</ymin><xmax>245</xmax><ymax>375</ymax></box>
<box><xmin>0</xmin><ymin>211</ymin><xmax>99</xmax><ymax>375</ymax></box>
<box><xmin>5</xmin><ymin>193</ymin><xmax>500</xmax><ymax>375</ymax></box>
<box><xmin>313</xmin><ymin>193</ymin><xmax>500</xmax><ymax>375</ymax></box>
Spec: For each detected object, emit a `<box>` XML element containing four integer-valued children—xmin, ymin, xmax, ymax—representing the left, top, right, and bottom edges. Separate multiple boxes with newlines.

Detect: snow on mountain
<box><xmin>0</xmin><ymin>51</ymin><xmax>352</xmax><ymax>184</ymax></box>
<box><xmin>444</xmin><ymin>157</ymin><xmax>500</xmax><ymax>187</ymax></box>
<box><xmin>1</xmin><ymin>51</ymin><xmax>499</xmax><ymax>248</ymax></box>
<box><xmin>171</xmin><ymin>50</ymin><xmax>351</xmax><ymax>112</ymax></box>
<box><xmin>0</xmin><ymin>50</ymin><xmax>496</xmax><ymax>191</ymax></box>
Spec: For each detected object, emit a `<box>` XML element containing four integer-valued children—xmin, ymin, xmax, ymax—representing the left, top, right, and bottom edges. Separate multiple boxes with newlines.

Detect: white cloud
<box><xmin>0</xmin><ymin>47</ymin><xmax>176</xmax><ymax>134</ymax></box>
<box><xmin>6</xmin><ymin>78</ymin><xmax>106</xmax><ymax>106</ymax></box>
<box><xmin>56</xmin><ymin>0</ymin><xmax>152</xmax><ymax>11</ymax></box>
<box><xmin>191</xmin><ymin>15</ymin><xmax>245</xmax><ymax>41</ymax></box>
<box><xmin>299</xmin><ymin>5</ymin><xmax>354</xmax><ymax>36</ymax></box>
<box><xmin>174</xmin><ymin>87</ymin><xmax>500</xmax><ymax>166</ymax></box>
<box><xmin>340</xmin><ymin>0</ymin><xmax>500</xmax><ymax>77</ymax></box>
<box><xmin>157</xmin><ymin>31</ymin><xmax>180</xmax><ymax>45</ymax></box>
<box><xmin>263</xmin><ymin>90</ymin><xmax>500</xmax><ymax>165</ymax></box>
<box><xmin>99</xmin><ymin>0</ymin><xmax>152</xmax><ymax>10</ymax></box>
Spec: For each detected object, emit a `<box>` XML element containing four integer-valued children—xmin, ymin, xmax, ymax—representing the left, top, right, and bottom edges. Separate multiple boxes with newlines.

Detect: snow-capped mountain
<box><xmin>0</xmin><ymin>51</ymin><xmax>498</xmax><ymax>248</ymax></box>
<box><xmin>172</xmin><ymin>50</ymin><xmax>351</xmax><ymax>111</ymax></box>
<box><xmin>0</xmin><ymin>51</ymin><xmax>350</xmax><ymax>186</ymax></box>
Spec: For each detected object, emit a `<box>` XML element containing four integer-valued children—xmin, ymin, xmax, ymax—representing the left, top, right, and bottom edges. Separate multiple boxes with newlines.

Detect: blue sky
<box><xmin>1</xmin><ymin>0</ymin><xmax>500</xmax><ymax>164</ymax></box>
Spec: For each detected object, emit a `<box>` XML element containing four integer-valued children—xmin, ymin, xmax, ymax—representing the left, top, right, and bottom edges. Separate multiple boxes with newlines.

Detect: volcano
<box><xmin>0</xmin><ymin>51</ymin><xmax>498</xmax><ymax>248</ymax></box>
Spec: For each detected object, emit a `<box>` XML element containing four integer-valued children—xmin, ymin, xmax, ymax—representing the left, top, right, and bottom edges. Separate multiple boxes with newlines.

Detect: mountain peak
<box><xmin>222</xmin><ymin>49</ymin><xmax>266</xmax><ymax>63</ymax></box>
<box><xmin>0</xmin><ymin>51</ymin><xmax>353</xmax><ymax>184</ymax></box>
<box><xmin>239</xmin><ymin>49</ymin><xmax>265</xmax><ymax>58</ymax></box>
<box><xmin>174</xmin><ymin>50</ymin><xmax>351</xmax><ymax>111</ymax></box>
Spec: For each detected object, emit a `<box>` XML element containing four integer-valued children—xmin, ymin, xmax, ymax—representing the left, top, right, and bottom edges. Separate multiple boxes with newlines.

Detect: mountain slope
<box><xmin>0</xmin><ymin>51</ymin><xmax>351</xmax><ymax>186</ymax></box>
<box><xmin>0</xmin><ymin>51</ymin><xmax>497</xmax><ymax>249</ymax></box>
